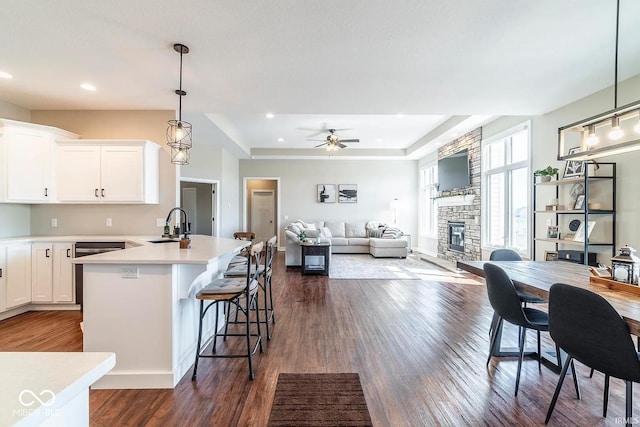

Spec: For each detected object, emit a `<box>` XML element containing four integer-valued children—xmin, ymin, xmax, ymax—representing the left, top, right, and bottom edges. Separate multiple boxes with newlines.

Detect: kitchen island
<box><xmin>73</xmin><ymin>235</ymin><xmax>248</xmax><ymax>389</ymax></box>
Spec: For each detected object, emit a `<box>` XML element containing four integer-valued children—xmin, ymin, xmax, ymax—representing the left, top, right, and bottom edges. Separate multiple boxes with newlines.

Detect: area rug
<box><xmin>268</xmin><ymin>373</ymin><xmax>373</xmax><ymax>427</ymax></box>
<box><xmin>329</xmin><ymin>254</ymin><xmax>443</xmax><ymax>279</ymax></box>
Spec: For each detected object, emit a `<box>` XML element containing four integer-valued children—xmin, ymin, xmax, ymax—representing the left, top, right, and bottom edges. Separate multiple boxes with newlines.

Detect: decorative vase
<box><xmin>541</xmin><ymin>176</ymin><xmax>552</xmax><ymax>182</ymax></box>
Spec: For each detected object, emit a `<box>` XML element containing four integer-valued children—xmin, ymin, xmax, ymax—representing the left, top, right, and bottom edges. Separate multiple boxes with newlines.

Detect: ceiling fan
<box><xmin>308</xmin><ymin>129</ymin><xmax>360</xmax><ymax>151</ymax></box>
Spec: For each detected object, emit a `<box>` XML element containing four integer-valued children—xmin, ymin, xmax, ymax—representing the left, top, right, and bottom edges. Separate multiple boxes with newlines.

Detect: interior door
<box><xmin>251</xmin><ymin>190</ymin><xmax>275</xmax><ymax>243</ymax></box>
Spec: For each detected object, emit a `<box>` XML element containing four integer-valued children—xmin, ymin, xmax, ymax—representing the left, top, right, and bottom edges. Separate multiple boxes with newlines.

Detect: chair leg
<box><xmin>268</xmin><ymin>274</ymin><xmax>276</xmax><ymax>324</ymax></box>
<box><xmin>545</xmin><ymin>356</ymin><xmax>574</xmax><ymax>424</ymax></box>
<box><xmin>212</xmin><ymin>302</ymin><xmax>220</xmax><ymax>354</ymax></box>
<box><xmin>244</xmin><ymin>295</ymin><xmax>254</xmax><ymax>380</ymax></box>
<box><xmin>515</xmin><ymin>327</ymin><xmax>526</xmax><ymax>396</ymax></box>
<box><xmin>571</xmin><ymin>359</ymin><xmax>581</xmax><ymax>399</ymax></box>
<box><xmin>626</xmin><ymin>381</ymin><xmax>633</xmax><ymax>427</ymax></box>
<box><xmin>253</xmin><ymin>292</ymin><xmax>264</xmax><ymax>354</ymax></box>
<box><xmin>487</xmin><ymin>317</ymin><xmax>502</xmax><ymax>366</ymax></box>
<box><xmin>489</xmin><ymin>311</ymin><xmax>499</xmax><ymax>336</ymax></box>
<box><xmin>191</xmin><ymin>299</ymin><xmax>204</xmax><ymax>381</ymax></box>
<box><xmin>604</xmin><ymin>374</ymin><xmax>610</xmax><ymax>417</ymax></box>
<box><xmin>589</xmin><ymin>368</ymin><xmax>595</xmax><ymax>378</ymax></box>
<box><xmin>262</xmin><ymin>279</ymin><xmax>271</xmax><ymax>340</ymax></box>
<box><xmin>537</xmin><ymin>330</ymin><xmax>542</xmax><ymax>371</ymax></box>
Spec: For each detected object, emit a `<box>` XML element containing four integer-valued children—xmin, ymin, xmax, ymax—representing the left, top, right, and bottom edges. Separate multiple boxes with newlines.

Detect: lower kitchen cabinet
<box><xmin>32</xmin><ymin>243</ymin><xmax>74</xmax><ymax>303</ymax></box>
<box><xmin>3</xmin><ymin>243</ymin><xmax>32</xmax><ymax>310</ymax></box>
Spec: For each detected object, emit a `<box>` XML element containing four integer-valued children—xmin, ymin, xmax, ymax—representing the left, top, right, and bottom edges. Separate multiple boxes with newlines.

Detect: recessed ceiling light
<box><xmin>265</xmin><ymin>113</ymin><xmax>275</xmax><ymax>119</ymax></box>
<box><xmin>376</xmin><ymin>138</ymin><xmax>383</xmax><ymax>143</ymax></box>
<box><xmin>396</xmin><ymin>113</ymin><xmax>405</xmax><ymax>118</ymax></box>
<box><xmin>277</xmin><ymin>138</ymin><xmax>284</xmax><ymax>142</ymax></box>
<box><xmin>0</xmin><ymin>71</ymin><xmax>12</xmax><ymax>79</ymax></box>
<box><xmin>81</xmin><ymin>83</ymin><xmax>96</xmax><ymax>91</ymax></box>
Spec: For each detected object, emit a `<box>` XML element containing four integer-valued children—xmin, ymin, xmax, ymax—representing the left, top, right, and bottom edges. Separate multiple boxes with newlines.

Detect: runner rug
<box><xmin>267</xmin><ymin>373</ymin><xmax>373</xmax><ymax>426</ymax></box>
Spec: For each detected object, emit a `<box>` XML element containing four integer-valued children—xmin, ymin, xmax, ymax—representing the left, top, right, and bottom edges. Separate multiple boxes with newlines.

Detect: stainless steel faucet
<box><xmin>164</xmin><ymin>207</ymin><xmax>190</xmax><ymax>238</ymax></box>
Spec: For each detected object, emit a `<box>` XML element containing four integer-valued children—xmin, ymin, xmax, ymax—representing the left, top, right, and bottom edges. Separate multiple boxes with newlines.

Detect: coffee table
<box><xmin>300</xmin><ymin>242</ymin><xmax>330</xmax><ymax>276</ymax></box>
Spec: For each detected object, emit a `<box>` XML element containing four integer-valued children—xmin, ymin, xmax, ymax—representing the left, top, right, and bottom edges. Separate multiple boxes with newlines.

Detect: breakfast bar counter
<box><xmin>73</xmin><ymin>235</ymin><xmax>248</xmax><ymax>389</ymax></box>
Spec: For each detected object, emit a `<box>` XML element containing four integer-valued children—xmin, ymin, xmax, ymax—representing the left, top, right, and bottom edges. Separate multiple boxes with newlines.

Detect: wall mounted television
<box><xmin>437</xmin><ymin>149</ymin><xmax>470</xmax><ymax>191</ymax></box>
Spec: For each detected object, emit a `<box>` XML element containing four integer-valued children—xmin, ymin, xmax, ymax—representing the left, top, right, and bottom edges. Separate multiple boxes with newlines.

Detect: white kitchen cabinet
<box><xmin>0</xmin><ymin>119</ymin><xmax>78</xmax><ymax>203</ymax></box>
<box><xmin>31</xmin><ymin>242</ymin><xmax>74</xmax><ymax>303</ymax></box>
<box><xmin>53</xmin><ymin>243</ymin><xmax>74</xmax><ymax>302</ymax></box>
<box><xmin>31</xmin><ymin>243</ymin><xmax>53</xmax><ymax>302</ymax></box>
<box><xmin>56</xmin><ymin>140</ymin><xmax>160</xmax><ymax>204</ymax></box>
<box><xmin>4</xmin><ymin>243</ymin><xmax>32</xmax><ymax>309</ymax></box>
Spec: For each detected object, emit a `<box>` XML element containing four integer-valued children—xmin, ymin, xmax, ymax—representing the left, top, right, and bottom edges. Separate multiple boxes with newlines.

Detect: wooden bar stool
<box><xmin>191</xmin><ymin>241</ymin><xmax>264</xmax><ymax>381</ymax></box>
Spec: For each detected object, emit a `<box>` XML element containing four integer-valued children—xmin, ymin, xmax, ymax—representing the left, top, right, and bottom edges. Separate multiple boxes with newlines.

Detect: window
<box><xmin>419</xmin><ymin>163</ymin><xmax>438</xmax><ymax>237</ymax></box>
<box><xmin>482</xmin><ymin>122</ymin><xmax>531</xmax><ymax>256</ymax></box>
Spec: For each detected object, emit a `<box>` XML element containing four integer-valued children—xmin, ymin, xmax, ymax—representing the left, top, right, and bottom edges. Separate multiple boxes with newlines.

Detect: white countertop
<box><xmin>0</xmin><ymin>235</ymin><xmax>156</xmax><ymax>246</ymax></box>
<box><xmin>70</xmin><ymin>235</ymin><xmax>249</xmax><ymax>265</ymax></box>
<box><xmin>0</xmin><ymin>352</ymin><xmax>115</xmax><ymax>426</ymax></box>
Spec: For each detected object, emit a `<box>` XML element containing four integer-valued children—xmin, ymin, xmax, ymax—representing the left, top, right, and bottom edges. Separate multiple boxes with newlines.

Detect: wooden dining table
<box><xmin>457</xmin><ymin>260</ymin><xmax>640</xmax><ymax>337</ymax></box>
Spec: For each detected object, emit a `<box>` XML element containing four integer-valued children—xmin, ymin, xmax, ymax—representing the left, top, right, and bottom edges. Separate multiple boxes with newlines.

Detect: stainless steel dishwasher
<box><xmin>74</xmin><ymin>241</ymin><xmax>126</xmax><ymax>310</ymax></box>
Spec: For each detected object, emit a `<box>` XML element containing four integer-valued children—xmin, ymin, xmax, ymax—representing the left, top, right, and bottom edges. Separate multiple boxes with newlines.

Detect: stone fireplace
<box><xmin>448</xmin><ymin>222</ymin><xmax>465</xmax><ymax>252</ymax></box>
<box><xmin>437</xmin><ymin>128</ymin><xmax>482</xmax><ymax>262</ymax></box>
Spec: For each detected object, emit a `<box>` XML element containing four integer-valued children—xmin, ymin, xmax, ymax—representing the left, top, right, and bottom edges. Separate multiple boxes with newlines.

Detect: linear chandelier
<box><xmin>558</xmin><ymin>0</ymin><xmax>640</xmax><ymax>161</ymax></box>
<box><xmin>167</xmin><ymin>43</ymin><xmax>192</xmax><ymax>165</ymax></box>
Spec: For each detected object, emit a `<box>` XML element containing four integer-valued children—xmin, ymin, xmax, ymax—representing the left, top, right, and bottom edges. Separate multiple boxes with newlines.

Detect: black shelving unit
<box><xmin>532</xmin><ymin>162</ymin><xmax>616</xmax><ymax>265</ymax></box>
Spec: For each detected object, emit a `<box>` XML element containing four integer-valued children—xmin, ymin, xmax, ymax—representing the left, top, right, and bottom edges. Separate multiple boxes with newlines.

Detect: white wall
<box><xmin>239</xmin><ymin>159</ymin><xmax>418</xmax><ymax>247</ymax></box>
<box><xmin>220</xmin><ymin>149</ymin><xmax>240</xmax><ymax>238</ymax></box>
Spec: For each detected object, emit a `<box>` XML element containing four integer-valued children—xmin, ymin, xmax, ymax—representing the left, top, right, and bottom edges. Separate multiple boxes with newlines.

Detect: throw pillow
<box><xmin>381</xmin><ymin>226</ymin><xmax>403</xmax><ymax>239</ymax></box>
<box><xmin>304</xmin><ymin>229</ymin><xmax>320</xmax><ymax>238</ymax></box>
<box><xmin>368</xmin><ymin>229</ymin><xmax>384</xmax><ymax>238</ymax></box>
<box><xmin>321</xmin><ymin>227</ymin><xmax>332</xmax><ymax>238</ymax></box>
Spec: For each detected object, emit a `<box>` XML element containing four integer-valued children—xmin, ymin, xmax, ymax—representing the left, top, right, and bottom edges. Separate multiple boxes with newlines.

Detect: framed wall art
<box><xmin>338</xmin><ymin>184</ymin><xmax>358</xmax><ymax>203</ymax></box>
<box><xmin>317</xmin><ymin>184</ymin><xmax>336</xmax><ymax>203</ymax></box>
<box><xmin>563</xmin><ymin>147</ymin><xmax>586</xmax><ymax>178</ymax></box>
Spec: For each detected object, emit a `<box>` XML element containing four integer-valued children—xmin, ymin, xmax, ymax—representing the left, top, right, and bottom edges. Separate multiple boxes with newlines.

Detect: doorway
<box><xmin>243</xmin><ymin>178</ymin><xmax>280</xmax><ymax>244</ymax></box>
<box><xmin>251</xmin><ymin>190</ymin><xmax>275</xmax><ymax>243</ymax></box>
<box><xmin>180</xmin><ymin>179</ymin><xmax>220</xmax><ymax>237</ymax></box>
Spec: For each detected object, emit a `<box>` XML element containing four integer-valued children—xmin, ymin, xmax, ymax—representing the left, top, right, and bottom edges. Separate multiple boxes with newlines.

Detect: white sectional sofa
<box><xmin>284</xmin><ymin>220</ymin><xmax>407</xmax><ymax>267</ymax></box>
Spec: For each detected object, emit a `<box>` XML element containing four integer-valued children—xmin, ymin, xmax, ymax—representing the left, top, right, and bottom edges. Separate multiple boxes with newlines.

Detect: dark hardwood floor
<box><xmin>0</xmin><ymin>253</ymin><xmax>635</xmax><ymax>426</ymax></box>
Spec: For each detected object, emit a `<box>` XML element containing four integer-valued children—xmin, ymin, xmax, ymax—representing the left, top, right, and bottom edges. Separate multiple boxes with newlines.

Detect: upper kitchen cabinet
<box><xmin>0</xmin><ymin>119</ymin><xmax>78</xmax><ymax>203</ymax></box>
<box><xmin>55</xmin><ymin>140</ymin><xmax>160</xmax><ymax>204</ymax></box>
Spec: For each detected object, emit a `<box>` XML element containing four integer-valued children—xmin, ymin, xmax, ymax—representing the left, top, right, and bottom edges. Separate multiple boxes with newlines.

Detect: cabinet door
<box><xmin>0</xmin><ymin>246</ymin><xmax>5</xmax><ymax>313</ymax></box>
<box><xmin>31</xmin><ymin>243</ymin><xmax>53</xmax><ymax>302</ymax></box>
<box><xmin>6</xmin><ymin>127</ymin><xmax>52</xmax><ymax>202</ymax></box>
<box><xmin>100</xmin><ymin>145</ymin><xmax>144</xmax><ymax>202</ymax></box>
<box><xmin>53</xmin><ymin>243</ymin><xmax>74</xmax><ymax>303</ymax></box>
<box><xmin>5</xmin><ymin>244</ymin><xmax>31</xmax><ymax>309</ymax></box>
<box><xmin>56</xmin><ymin>145</ymin><xmax>102</xmax><ymax>202</ymax></box>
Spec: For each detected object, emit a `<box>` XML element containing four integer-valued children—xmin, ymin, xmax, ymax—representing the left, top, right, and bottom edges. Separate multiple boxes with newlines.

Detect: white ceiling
<box><xmin>2</xmin><ymin>0</ymin><xmax>640</xmax><ymax>159</ymax></box>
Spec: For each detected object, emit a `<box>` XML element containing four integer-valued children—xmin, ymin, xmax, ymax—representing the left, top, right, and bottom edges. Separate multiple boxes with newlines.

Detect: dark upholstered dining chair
<box><xmin>487</xmin><ymin>249</ymin><xmax>546</xmax><ymax>338</ymax></box>
<box><xmin>484</xmin><ymin>263</ymin><xmax>559</xmax><ymax>396</ymax></box>
<box><xmin>545</xmin><ymin>283</ymin><xmax>640</xmax><ymax>426</ymax></box>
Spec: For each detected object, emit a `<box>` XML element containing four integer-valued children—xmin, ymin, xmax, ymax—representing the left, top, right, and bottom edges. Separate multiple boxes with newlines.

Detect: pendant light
<box><xmin>167</xmin><ymin>43</ymin><xmax>192</xmax><ymax>165</ymax></box>
<box><xmin>558</xmin><ymin>0</ymin><xmax>640</xmax><ymax>161</ymax></box>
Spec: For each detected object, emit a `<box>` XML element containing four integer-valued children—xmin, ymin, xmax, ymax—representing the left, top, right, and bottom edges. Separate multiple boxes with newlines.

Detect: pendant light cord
<box><xmin>178</xmin><ymin>50</ymin><xmax>183</xmax><ymax>122</ymax></box>
<box><xmin>614</xmin><ymin>0</ymin><xmax>620</xmax><ymax>109</ymax></box>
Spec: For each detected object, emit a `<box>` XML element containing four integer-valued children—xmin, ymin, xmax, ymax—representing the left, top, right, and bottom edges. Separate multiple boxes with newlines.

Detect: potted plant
<box><xmin>298</xmin><ymin>230</ymin><xmax>307</xmax><ymax>242</ymax></box>
<box><xmin>534</xmin><ymin>166</ymin><xmax>559</xmax><ymax>182</ymax></box>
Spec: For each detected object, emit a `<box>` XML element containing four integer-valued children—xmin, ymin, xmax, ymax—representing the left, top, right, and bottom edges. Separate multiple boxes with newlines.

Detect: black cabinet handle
<box><xmin>45</xmin><ymin>248</ymin><xmax>50</xmax><ymax>258</ymax></box>
<box><xmin>95</xmin><ymin>189</ymin><xmax>99</xmax><ymax>198</ymax></box>
<box><xmin>66</xmin><ymin>248</ymin><xmax>71</xmax><ymax>258</ymax></box>
<box><xmin>0</xmin><ymin>268</ymin><xmax>2</xmax><ymax>278</ymax></box>
<box><xmin>101</xmin><ymin>189</ymin><xmax>105</xmax><ymax>197</ymax></box>
<box><xmin>44</xmin><ymin>188</ymin><xmax>48</xmax><ymax>197</ymax></box>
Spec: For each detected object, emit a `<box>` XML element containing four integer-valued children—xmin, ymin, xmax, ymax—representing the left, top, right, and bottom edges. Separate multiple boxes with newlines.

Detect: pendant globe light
<box><xmin>167</xmin><ymin>43</ymin><xmax>192</xmax><ymax>165</ymax></box>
